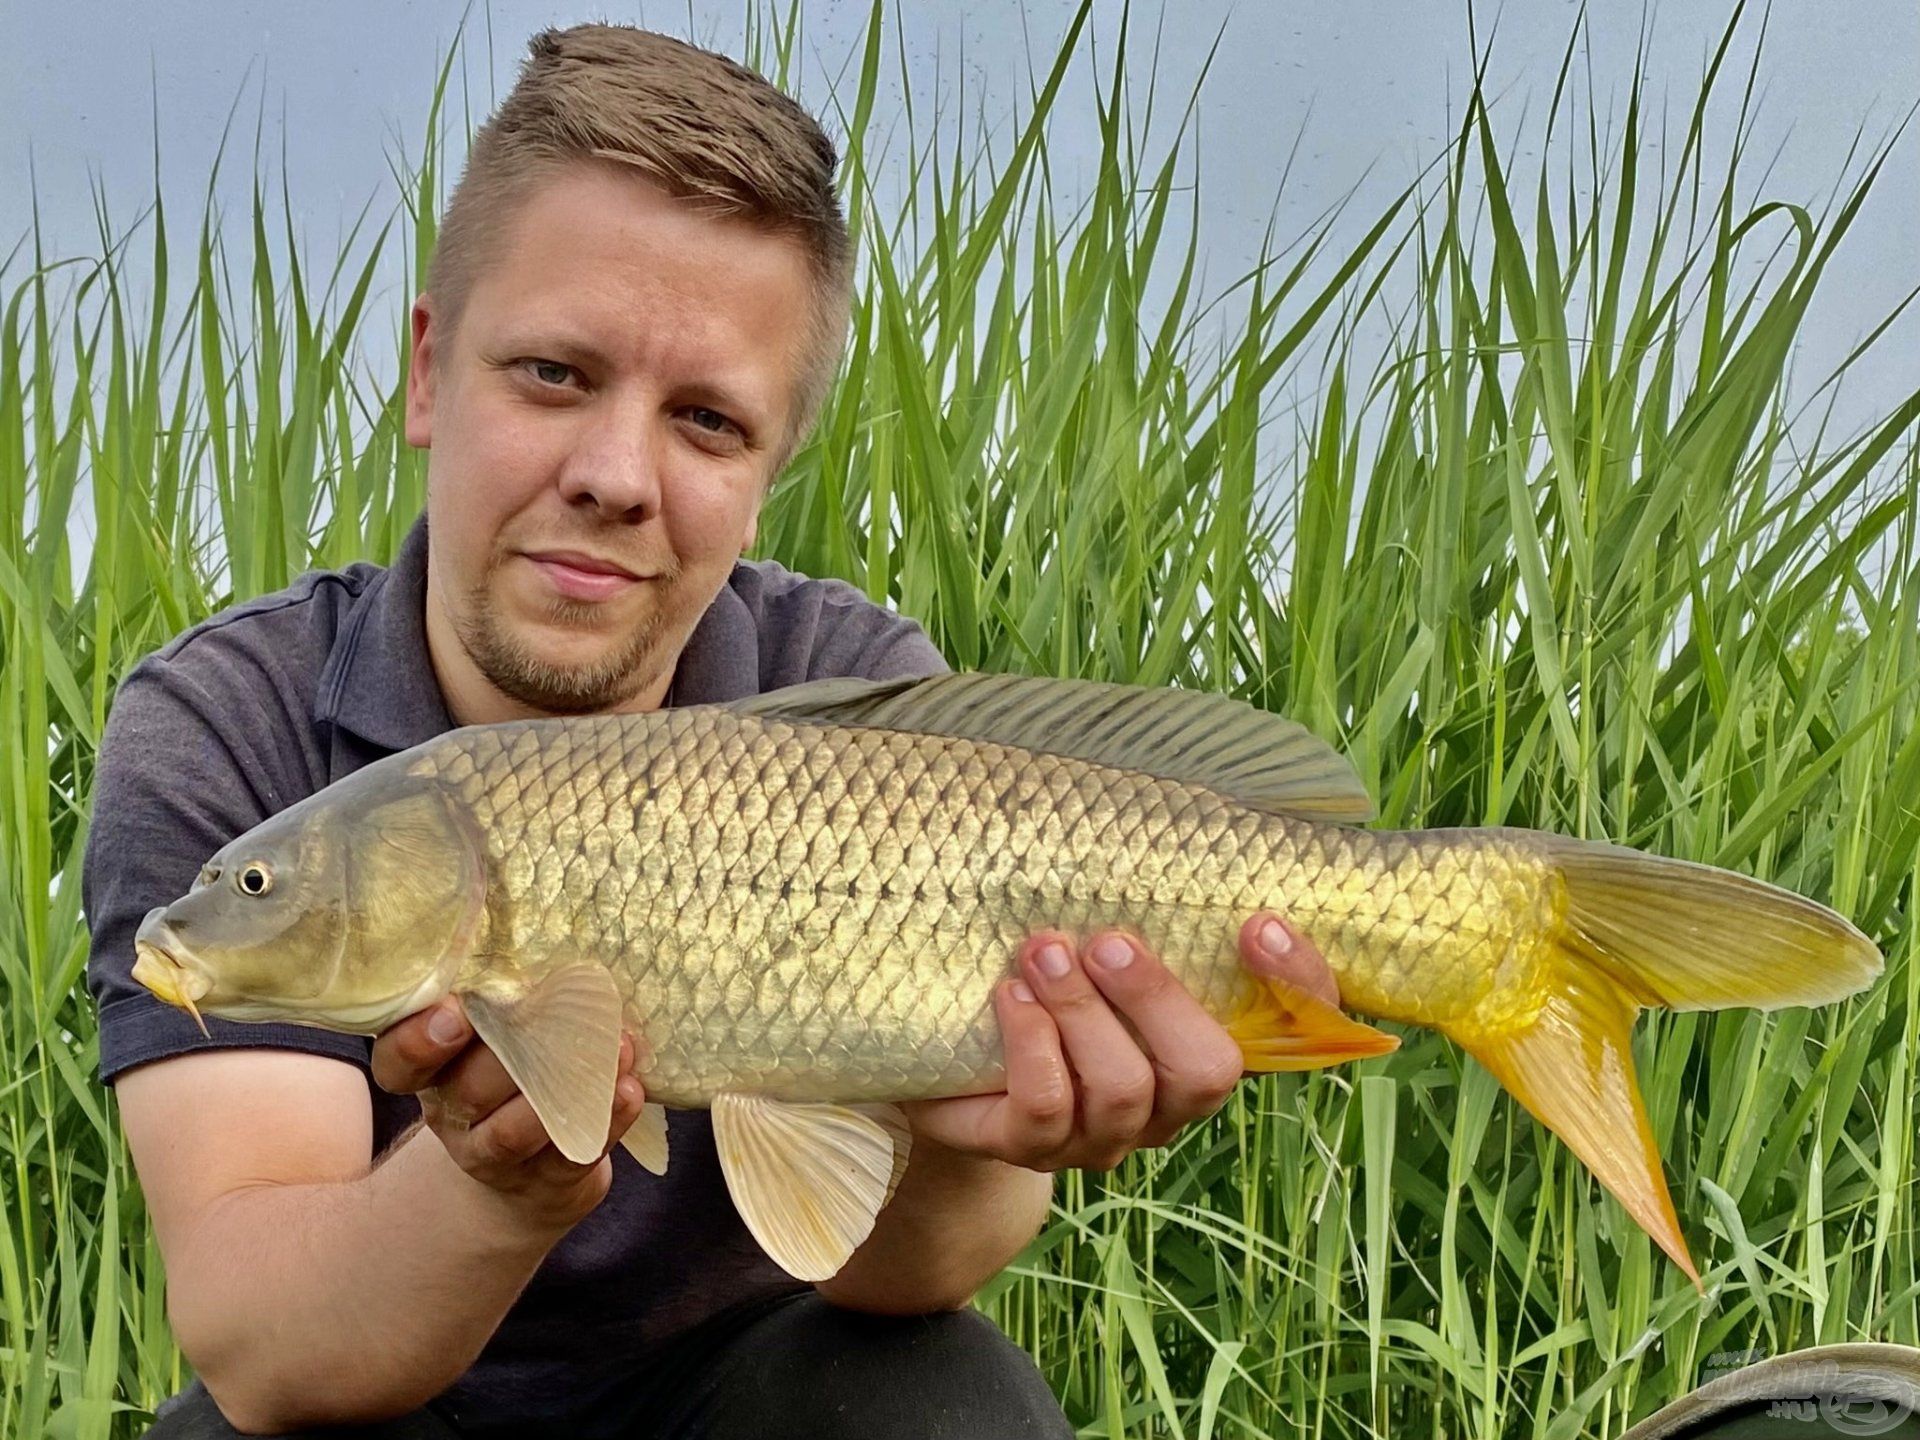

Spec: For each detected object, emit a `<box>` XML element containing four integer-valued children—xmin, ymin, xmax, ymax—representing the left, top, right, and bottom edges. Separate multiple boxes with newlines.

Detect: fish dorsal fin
<box><xmin>730</xmin><ymin>672</ymin><xmax>1374</xmax><ymax>823</ymax></box>
<box><xmin>459</xmin><ymin>963</ymin><xmax>626</xmax><ymax>1166</ymax></box>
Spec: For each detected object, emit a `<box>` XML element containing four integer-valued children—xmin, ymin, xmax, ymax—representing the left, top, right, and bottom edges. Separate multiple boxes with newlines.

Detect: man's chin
<box><xmin>456</xmin><ymin>559</ymin><xmax>707</xmax><ymax>715</ymax></box>
<box><xmin>488</xmin><ymin>658</ymin><xmax>664</xmax><ymax>715</ymax></box>
<box><xmin>465</xmin><ymin>617</ymin><xmax>671</xmax><ymax>715</ymax></box>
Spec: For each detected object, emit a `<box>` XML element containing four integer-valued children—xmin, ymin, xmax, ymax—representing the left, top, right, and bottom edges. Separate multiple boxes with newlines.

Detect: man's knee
<box><xmin>708</xmin><ymin>1297</ymin><xmax>1073</xmax><ymax>1439</ymax></box>
<box><xmin>142</xmin><ymin>1382</ymin><xmax>456</xmax><ymax>1439</ymax></box>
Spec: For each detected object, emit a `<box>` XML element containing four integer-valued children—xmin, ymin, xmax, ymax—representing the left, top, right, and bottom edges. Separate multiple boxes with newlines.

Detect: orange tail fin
<box><xmin>1454</xmin><ymin>836</ymin><xmax>1883</xmax><ymax>1291</ymax></box>
<box><xmin>1461</xmin><ymin>963</ymin><xmax>1701</xmax><ymax>1287</ymax></box>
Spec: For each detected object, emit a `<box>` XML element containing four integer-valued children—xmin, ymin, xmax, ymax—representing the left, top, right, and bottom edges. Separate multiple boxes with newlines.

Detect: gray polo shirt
<box><xmin>82</xmin><ymin>512</ymin><xmax>948</xmax><ymax>1425</ymax></box>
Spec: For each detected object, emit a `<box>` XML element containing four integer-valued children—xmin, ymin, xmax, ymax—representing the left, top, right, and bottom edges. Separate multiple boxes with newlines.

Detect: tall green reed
<box><xmin>2</xmin><ymin>2</ymin><xmax>1913</xmax><ymax>1435</ymax></box>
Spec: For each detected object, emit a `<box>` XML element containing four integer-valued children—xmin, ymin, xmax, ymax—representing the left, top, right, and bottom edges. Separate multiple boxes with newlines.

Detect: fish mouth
<box><xmin>132</xmin><ymin>908</ymin><xmax>212</xmax><ymax>1038</ymax></box>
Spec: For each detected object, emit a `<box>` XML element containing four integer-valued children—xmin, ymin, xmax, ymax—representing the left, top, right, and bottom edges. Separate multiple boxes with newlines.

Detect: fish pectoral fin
<box><xmin>460</xmin><ymin>963</ymin><xmax>625</xmax><ymax>1166</ymax></box>
<box><xmin>1228</xmin><ymin>972</ymin><xmax>1400</xmax><ymax>1071</ymax></box>
<box><xmin>710</xmin><ymin>1093</ymin><xmax>912</xmax><ymax>1282</ymax></box>
<box><xmin>621</xmin><ymin>1102</ymin><xmax>670</xmax><ymax>1176</ymax></box>
<box><xmin>1457</xmin><ymin>975</ymin><xmax>1702</xmax><ymax>1292</ymax></box>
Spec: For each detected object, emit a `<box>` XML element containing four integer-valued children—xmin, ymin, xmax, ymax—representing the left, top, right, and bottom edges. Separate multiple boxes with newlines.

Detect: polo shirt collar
<box><xmin>315</xmin><ymin>511</ymin><xmax>762</xmax><ymax>755</ymax></box>
<box><xmin>314</xmin><ymin>513</ymin><xmax>450</xmax><ymax>754</ymax></box>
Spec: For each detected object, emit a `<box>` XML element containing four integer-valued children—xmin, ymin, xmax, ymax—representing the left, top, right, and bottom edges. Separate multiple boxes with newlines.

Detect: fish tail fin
<box><xmin>1461</xmin><ymin>950</ymin><xmax>1703</xmax><ymax>1287</ymax></box>
<box><xmin>1454</xmin><ymin>837</ymin><xmax>1883</xmax><ymax>1291</ymax></box>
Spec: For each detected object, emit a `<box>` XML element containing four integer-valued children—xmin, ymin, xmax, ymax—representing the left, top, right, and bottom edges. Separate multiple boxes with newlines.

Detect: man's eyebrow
<box><xmin>494</xmin><ymin>331</ymin><xmax>609</xmax><ymax>365</ymax></box>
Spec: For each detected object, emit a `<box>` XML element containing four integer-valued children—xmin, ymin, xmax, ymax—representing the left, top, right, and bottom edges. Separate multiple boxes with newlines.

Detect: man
<box><xmin>83</xmin><ymin>24</ymin><xmax>1344</xmax><ymax>1438</ymax></box>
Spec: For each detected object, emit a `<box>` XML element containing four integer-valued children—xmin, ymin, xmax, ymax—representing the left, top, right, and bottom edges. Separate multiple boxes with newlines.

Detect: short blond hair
<box><xmin>426</xmin><ymin>24</ymin><xmax>854</xmax><ymax>473</ymax></box>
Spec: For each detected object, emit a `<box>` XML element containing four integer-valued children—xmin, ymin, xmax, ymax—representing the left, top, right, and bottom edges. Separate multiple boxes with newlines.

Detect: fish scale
<box><xmin>414</xmin><ymin>707</ymin><xmax>1541</xmax><ymax>1108</ymax></box>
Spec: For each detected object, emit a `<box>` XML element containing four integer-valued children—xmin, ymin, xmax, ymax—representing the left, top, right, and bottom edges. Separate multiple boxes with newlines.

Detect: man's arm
<box><xmin>817</xmin><ymin>916</ymin><xmax>1341</xmax><ymax>1313</ymax></box>
<box><xmin>87</xmin><ymin>652</ymin><xmax>649</xmax><ymax>1428</ymax></box>
<box><xmin>116</xmin><ymin>1017</ymin><xmax>646</xmax><ymax>1432</ymax></box>
<box><xmin>813</xmin><ymin>1131</ymin><xmax>1052</xmax><ymax>1315</ymax></box>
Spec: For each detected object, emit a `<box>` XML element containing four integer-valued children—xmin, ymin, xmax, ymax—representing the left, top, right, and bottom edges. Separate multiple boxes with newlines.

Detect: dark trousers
<box><xmin>144</xmin><ymin>1293</ymin><xmax>1074</xmax><ymax>1439</ymax></box>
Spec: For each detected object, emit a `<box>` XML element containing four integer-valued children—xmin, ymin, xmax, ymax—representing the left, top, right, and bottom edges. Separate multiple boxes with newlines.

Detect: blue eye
<box><xmin>525</xmin><ymin>360</ymin><xmax>573</xmax><ymax>386</ymax></box>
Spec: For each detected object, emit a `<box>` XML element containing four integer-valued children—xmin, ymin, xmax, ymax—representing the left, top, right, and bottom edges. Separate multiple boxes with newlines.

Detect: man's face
<box><xmin>405</xmin><ymin>161</ymin><xmax>814</xmax><ymax>718</ymax></box>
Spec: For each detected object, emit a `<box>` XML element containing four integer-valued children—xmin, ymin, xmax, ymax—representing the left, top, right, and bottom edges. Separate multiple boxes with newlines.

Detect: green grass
<box><xmin>3</xmin><ymin>2</ymin><xmax>1915</xmax><ymax>1435</ymax></box>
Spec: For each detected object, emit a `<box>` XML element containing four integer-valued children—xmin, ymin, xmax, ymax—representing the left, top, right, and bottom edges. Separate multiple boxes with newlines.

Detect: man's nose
<box><xmin>555</xmin><ymin>410</ymin><xmax>664</xmax><ymax>519</ymax></box>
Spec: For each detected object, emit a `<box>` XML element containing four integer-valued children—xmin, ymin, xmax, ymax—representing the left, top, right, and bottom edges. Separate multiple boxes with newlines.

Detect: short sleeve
<box><xmin>795</xmin><ymin>576</ymin><xmax>949</xmax><ymax>684</ymax></box>
<box><xmin>82</xmin><ymin>655</ymin><xmax>373</xmax><ymax>1085</ymax></box>
<box><xmin>830</xmin><ymin>600</ymin><xmax>949</xmax><ymax>683</ymax></box>
<box><xmin>722</xmin><ymin>558</ymin><xmax>949</xmax><ymax>692</ymax></box>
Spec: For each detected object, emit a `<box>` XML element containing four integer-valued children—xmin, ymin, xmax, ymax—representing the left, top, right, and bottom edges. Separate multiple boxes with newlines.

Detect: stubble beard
<box><xmin>454</xmin><ymin>550</ymin><xmax>688</xmax><ymax>715</ymax></box>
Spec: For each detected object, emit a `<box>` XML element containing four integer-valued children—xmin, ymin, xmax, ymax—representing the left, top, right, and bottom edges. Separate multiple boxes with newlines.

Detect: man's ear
<box><xmin>404</xmin><ymin>295</ymin><xmax>437</xmax><ymax>449</ymax></box>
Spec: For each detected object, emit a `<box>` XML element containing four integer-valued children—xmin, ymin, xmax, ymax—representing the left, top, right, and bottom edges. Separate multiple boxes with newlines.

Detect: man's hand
<box><xmin>906</xmin><ymin>913</ymin><xmax>1339</xmax><ymax>1172</ymax></box>
<box><xmin>371</xmin><ymin>1001</ymin><xmax>648</xmax><ymax>1232</ymax></box>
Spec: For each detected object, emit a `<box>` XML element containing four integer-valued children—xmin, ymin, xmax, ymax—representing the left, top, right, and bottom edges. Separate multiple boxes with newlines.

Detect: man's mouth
<box><xmin>522</xmin><ymin>550</ymin><xmax>647</xmax><ymax>603</ymax></box>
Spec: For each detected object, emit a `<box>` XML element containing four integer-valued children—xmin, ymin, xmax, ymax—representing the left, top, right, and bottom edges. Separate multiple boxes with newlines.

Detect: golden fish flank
<box><xmin>131</xmin><ymin>672</ymin><xmax>1884</xmax><ymax>1287</ymax></box>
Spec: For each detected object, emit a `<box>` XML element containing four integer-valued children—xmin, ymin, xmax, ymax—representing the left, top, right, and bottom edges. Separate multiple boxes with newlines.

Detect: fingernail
<box><xmin>1088</xmin><ymin>934</ymin><xmax>1134</xmax><ymax>970</ymax></box>
<box><xmin>617</xmin><ymin>1076</ymin><xmax>642</xmax><ymax>1106</ymax></box>
<box><xmin>1034</xmin><ymin>942</ymin><xmax>1072</xmax><ymax>979</ymax></box>
<box><xmin>1257</xmin><ymin>918</ymin><xmax>1293</xmax><ymax>960</ymax></box>
<box><xmin>427</xmin><ymin>1005</ymin><xmax>466</xmax><ymax>1046</ymax></box>
<box><xmin>1009</xmin><ymin>980</ymin><xmax>1037</xmax><ymax>1003</ymax></box>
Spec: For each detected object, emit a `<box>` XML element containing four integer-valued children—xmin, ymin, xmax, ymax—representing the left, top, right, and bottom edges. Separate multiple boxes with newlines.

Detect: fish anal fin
<box><xmin>1457</xmin><ymin>968</ymin><xmax>1702</xmax><ymax>1291</ymax></box>
<box><xmin>711</xmin><ymin>1093</ymin><xmax>912</xmax><ymax>1282</ymax></box>
<box><xmin>1227</xmin><ymin>973</ymin><xmax>1400</xmax><ymax>1071</ymax></box>
<box><xmin>621</xmin><ymin>1102</ymin><xmax>670</xmax><ymax>1176</ymax></box>
<box><xmin>730</xmin><ymin>672</ymin><xmax>1374</xmax><ymax>823</ymax></box>
<box><xmin>460</xmin><ymin>963</ymin><xmax>625</xmax><ymax>1166</ymax></box>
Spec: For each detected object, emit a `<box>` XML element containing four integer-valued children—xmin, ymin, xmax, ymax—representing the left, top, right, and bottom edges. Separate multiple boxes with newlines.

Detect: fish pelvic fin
<box><xmin>621</xmin><ymin>1103</ymin><xmax>670</xmax><ymax>1176</ymax></box>
<box><xmin>711</xmin><ymin>1094</ymin><xmax>912</xmax><ymax>1282</ymax></box>
<box><xmin>1455</xmin><ymin>836</ymin><xmax>1884</xmax><ymax>1293</ymax></box>
<box><xmin>460</xmin><ymin>962</ymin><xmax>626</xmax><ymax>1166</ymax></box>
<box><xmin>1227</xmin><ymin>972</ymin><xmax>1400</xmax><ymax>1071</ymax></box>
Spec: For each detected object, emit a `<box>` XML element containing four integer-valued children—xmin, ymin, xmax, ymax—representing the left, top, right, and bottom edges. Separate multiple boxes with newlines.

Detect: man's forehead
<box><xmin>480</xmin><ymin>173</ymin><xmax>804</xmax><ymax>305</ymax></box>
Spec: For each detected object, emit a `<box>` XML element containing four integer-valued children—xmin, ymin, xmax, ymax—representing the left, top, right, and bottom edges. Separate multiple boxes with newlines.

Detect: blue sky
<box><xmin>4</xmin><ymin>0</ymin><xmax>1916</xmax><ymax>445</ymax></box>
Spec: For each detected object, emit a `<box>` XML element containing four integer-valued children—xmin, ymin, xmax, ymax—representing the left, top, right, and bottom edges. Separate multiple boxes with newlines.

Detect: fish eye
<box><xmin>235</xmin><ymin>862</ymin><xmax>274</xmax><ymax>898</ymax></box>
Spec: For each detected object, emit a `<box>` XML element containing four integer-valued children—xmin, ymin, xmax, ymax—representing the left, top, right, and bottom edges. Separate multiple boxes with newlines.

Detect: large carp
<box><xmin>130</xmin><ymin>673</ymin><xmax>1882</xmax><ymax>1284</ymax></box>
